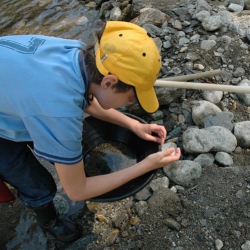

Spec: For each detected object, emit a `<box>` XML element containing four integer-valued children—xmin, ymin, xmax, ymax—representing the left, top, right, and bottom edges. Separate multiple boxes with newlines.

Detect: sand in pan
<box><xmin>84</xmin><ymin>142</ymin><xmax>137</xmax><ymax>176</ymax></box>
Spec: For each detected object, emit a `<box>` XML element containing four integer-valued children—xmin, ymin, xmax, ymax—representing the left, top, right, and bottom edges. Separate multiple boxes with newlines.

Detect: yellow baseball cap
<box><xmin>95</xmin><ymin>21</ymin><xmax>161</xmax><ymax>113</ymax></box>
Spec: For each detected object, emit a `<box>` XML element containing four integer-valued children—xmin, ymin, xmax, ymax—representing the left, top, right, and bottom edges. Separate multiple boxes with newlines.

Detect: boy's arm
<box><xmin>85</xmin><ymin>97</ymin><xmax>166</xmax><ymax>145</ymax></box>
<box><xmin>54</xmin><ymin>147</ymin><xmax>181</xmax><ymax>201</ymax></box>
<box><xmin>85</xmin><ymin>96</ymin><xmax>140</xmax><ymax>131</ymax></box>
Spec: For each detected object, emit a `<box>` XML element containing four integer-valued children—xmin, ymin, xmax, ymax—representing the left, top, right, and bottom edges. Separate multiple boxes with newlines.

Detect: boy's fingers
<box><xmin>163</xmin><ymin>147</ymin><xmax>176</xmax><ymax>155</ymax></box>
<box><xmin>164</xmin><ymin>147</ymin><xmax>181</xmax><ymax>158</ymax></box>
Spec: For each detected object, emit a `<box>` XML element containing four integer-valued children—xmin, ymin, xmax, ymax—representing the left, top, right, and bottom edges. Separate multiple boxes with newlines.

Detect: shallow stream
<box><xmin>1</xmin><ymin>0</ymin><xmax>103</xmax><ymax>44</ymax></box>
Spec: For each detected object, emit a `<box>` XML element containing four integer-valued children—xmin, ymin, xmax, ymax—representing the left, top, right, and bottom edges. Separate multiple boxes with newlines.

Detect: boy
<box><xmin>0</xmin><ymin>21</ymin><xmax>181</xmax><ymax>243</ymax></box>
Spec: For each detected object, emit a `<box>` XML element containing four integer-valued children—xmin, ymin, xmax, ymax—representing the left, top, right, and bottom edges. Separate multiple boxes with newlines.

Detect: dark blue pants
<box><xmin>0</xmin><ymin>137</ymin><xmax>57</xmax><ymax>208</ymax></box>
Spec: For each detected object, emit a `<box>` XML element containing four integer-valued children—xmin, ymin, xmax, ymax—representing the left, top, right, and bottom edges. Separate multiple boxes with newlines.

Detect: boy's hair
<box><xmin>83</xmin><ymin>24</ymin><xmax>133</xmax><ymax>93</ymax></box>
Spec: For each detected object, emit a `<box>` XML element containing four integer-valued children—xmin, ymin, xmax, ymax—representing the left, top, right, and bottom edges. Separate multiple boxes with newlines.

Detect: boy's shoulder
<box><xmin>0</xmin><ymin>34</ymin><xmax>85</xmax><ymax>53</ymax></box>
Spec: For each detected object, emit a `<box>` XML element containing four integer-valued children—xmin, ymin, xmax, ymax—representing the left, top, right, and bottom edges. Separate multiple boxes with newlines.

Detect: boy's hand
<box><xmin>145</xmin><ymin>147</ymin><xmax>181</xmax><ymax>171</ymax></box>
<box><xmin>133</xmin><ymin>123</ymin><xmax>167</xmax><ymax>145</ymax></box>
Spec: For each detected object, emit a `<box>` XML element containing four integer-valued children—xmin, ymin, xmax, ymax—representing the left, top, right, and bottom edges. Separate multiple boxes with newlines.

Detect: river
<box><xmin>1</xmin><ymin>0</ymin><xmax>103</xmax><ymax>44</ymax></box>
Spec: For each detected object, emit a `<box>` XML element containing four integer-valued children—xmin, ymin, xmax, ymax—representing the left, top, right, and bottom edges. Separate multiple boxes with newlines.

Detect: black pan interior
<box><xmin>82</xmin><ymin>113</ymin><xmax>160</xmax><ymax>202</ymax></box>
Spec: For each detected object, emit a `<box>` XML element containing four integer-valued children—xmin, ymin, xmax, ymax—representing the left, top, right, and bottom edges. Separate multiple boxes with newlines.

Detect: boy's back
<box><xmin>0</xmin><ymin>35</ymin><xmax>87</xmax><ymax>164</ymax></box>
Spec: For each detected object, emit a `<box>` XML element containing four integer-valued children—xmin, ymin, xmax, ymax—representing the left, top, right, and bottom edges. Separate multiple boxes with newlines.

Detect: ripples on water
<box><xmin>1</xmin><ymin>0</ymin><xmax>104</xmax><ymax>44</ymax></box>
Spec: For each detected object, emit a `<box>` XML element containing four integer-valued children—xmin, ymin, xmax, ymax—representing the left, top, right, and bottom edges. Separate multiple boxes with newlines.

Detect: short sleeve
<box><xmin>23</xmin><ymin>115</ymin><xmax>83</xmax><ymax>164</ymax></box>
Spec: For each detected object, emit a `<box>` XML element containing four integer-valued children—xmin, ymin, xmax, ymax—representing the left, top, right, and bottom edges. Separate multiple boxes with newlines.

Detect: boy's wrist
<box><xmin>129</xmin><ymin>119</ymin><xmax>141</xmax><ymax>133</ymax></box>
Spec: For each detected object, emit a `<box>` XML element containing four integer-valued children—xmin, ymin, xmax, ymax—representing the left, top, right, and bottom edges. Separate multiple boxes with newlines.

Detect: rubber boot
<box><xmin>32</xmin><ymin>201</ymin><xmax>82</xmax><ymax>243</ymax></box>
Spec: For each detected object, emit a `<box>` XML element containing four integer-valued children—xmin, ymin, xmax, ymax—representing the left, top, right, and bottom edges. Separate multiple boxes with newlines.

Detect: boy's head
<box><xmin>94</xmin><ymin>21</ymin><xmax>161</xmax><ymax>113</ymax></box>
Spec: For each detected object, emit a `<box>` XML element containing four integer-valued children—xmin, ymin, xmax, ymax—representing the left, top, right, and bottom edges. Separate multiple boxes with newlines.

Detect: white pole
<box><xmin>154</xmin><ymin>80</ymin><xmax>250</xmax><ymax>94</ymax></box>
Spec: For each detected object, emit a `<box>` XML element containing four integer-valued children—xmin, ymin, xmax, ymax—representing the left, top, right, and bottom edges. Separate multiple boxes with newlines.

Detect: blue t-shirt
<box><xmin>0</xmin><ymin>35</ymin><xmax>88</xmax><ymax>164</ymax></box>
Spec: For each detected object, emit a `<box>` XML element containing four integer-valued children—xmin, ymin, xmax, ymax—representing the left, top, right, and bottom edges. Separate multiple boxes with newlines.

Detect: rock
<box><xmin>186</xmin><ymin>52</ymin><xmax>200</xmax><ymax>61</ymax></box>
<box><xmin>193</xmin><ymin>0</ymin><xmax>212</xmax><ymax>18</ymax></box>
<box><xmin>173</xmin><ymin>20</ymin><xmax>182</xmax><ymax>30</ymax></box>
<box><xmin>134</xmin><ymin>185</ymin><xmax>152</xmax><ymax>200</ymax></box>
<box><xmin>156</xmin><ymin>87</ymin><xmax>185</xmax><ymax>106</ymax></box>
<box><xmin>234</xmin><ymin>121</ymin><xmax>250</xmax><ymax>147</ymax></box>
<box><xmin>134</xmin><ymin>201</ymin><xmax>149</xmax><ymax>216</ymax></box>
<box><xmin>130</xmin><ymin>0</ymin><xmax>152</xmax><ymax>17</ymax></box>
<box><xmin>163</xmin><ymin>160</ymin><xmax>202</xmax><ymax>186</ymax></box>
<box><xmin>142</xmin><ymin>23</ymin><xmax>164</xmax><ymax>36</ymax></box>
<box><xmin>106</xmin><ymin>229</ymin><xmax>120</xmax><ymax>244</ymax></box>
<box><xmin>179</xmin><ymin>37</ymin><xmax>190</xmax><ymax>45</ymax></box>
<box><xmin>202</xmin><ymin>90</ymin><xmax>223</xmax><ymax>104</ymax></box>
<box><xmin>150</xmin><ymin>177</ymin><xmax>170</xmax><ymax>191</ymax></box>
<box><xmin>246</xmin><ymin>0</ymin><xmax>250</xmax><ymax>9</ymax></box>
<box><xmin>228</xmin><ymin>3</ymin><xmax>244</xmax><ymax>12</ymax></box>
<box><xmin>215</xmin><ymin>152</ymin><xmax>233</xmax><ymax>166</ymax></box>
<box><xmin>241</xmin><ymin>240</ymin><xmax>250</xmax><ymax>250</ymax></box>
<box><xmin>191</xmin><ymin>100</ymin><xmax>222</xmax><ymax>127</ymax></box>
<box><xmin>218</xmin><ymin>35</ymin><xmax>232</xmax><ymax>45</ymax></box>
<box><xmin>162</xmin><ymin>142</ymin><xmax>178</xmax><ymax>150</ymax></box>
<box><xmin>54</xmin><ymin>194</ymin><xmax>70</xmax><ymax>215</ymax></box>
<box><xmin>183</xmin><ymin>126</ymin><xmax>237</xmax><ymax>153</ymax></box>
<box><xmin>233</xmin><ymin>67</ymin><xmax>245</xmax><ymax>77</ymax></box>
<box><xmin>131</xmin><ymin>8</ymin><xmax>170</xmax><ymax>27</ymax></box>
<box><xmin>149</xmin><ymin>109</ymin><xmax>164</xmax><ymax>120</ymax></box>
<box><xmin>113</xmin><ymin>213</ymin><xmax>128</xmax><ymax>229</ymax></box>
<box><xmin>236</xmin><ymin>189</ymin><xmax>244</xmax><ymax>199</ymax></box>
<box><xmin>147</xmin><ymin>187</ymin><xmax>183</xmax><ymax>216</ymax></box>
<box><xmin>163</xmin><ymin>217</ymin><xmax>181</xmax><ymax>231</ymax></box>
<box><xmin>228</xmin><ymin>15</ymin><xmax>250</xmax><ymax>37</ymax></box>
<box><xmin>236</xmin><ymin>79</ymin><xmax>250</xmax><ymax>105</ymax></box>
<box><xmin>228</xmin><ymin>0</ymin><xmax>244</xmax><ymax>8</ymax></box>
<box><xmin>97</xmin><ymin>214</ymin><xmax>108</xmax><ymax>223</ymax></box>
<box><xmin>75</xmin><ymin>16</ymin><xmax>89</xmax><ymax>25</ymax></box>
<box><xmin>195</xmin><ymin>10</ymin><xmax>210</xmax><ymax>21</ymax></box>
<box><xmin>218</xmin><ymin>10</ymin><xmax>234</xmax><ymax>26</ymax></box>
<box><xmin>194</xmin><ymin>153</ymin><xmax>215</xmax><ymax>167</ymax></box>
<box><xmin>215</xmin><ymin>239</ymin><xmax>224</xmax><ymax>250</ymax></box>
<box><xmin>200</xmin><ymin>39</ymin><xmax>217</xmax><ymax>50</ymax></box>
<box><xmin>201</xmin><ymin>15</ymin><xmax>223</xmax><ymax>31</ymax></box>
<box><xmin>193</xmin><ymin>63</ymin><xmax>205</xmax><ymax>70</ymax></box>
<box><xmin>203</xmin><ymin>111</ymin><xmax>234</xmax><ymax>131</ymax></box>
<box><xmin>110</xmin><ymin>6</ymin><xmax>122</xmax><ymax>20</ymax></box>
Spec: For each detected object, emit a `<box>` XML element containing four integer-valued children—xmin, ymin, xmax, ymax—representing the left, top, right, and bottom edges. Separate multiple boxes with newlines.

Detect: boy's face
<box><xmin>95</xmin><ymin>87</ymin><xmax>135</xmax><ymax>110</ymax></box>
<box><xmin>89</xmin><ymin>74</ymin><xmax>135</xmax><ymax>110</ymax></box>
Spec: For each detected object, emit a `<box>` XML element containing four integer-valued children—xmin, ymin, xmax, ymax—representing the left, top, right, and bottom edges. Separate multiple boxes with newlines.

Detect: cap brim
<box><xmin>135</xmin><ymin>87</ymin><xmax>159</xmax><ymax>113</ymax></box>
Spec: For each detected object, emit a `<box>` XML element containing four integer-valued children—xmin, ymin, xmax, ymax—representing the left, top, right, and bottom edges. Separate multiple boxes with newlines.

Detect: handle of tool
<box><xmin>154</xmin><ymin>80</ymin><xmax>250</xmax><ymax>94</ymax></box>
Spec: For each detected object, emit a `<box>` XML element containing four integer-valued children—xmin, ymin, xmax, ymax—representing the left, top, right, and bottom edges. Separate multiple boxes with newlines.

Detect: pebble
<box><xmin>164</xmin><ymin>218</ymin><xmax>182</xmax><ymax>231</ymax></box>
<box><xmin>97</xmin><ymin>214</ymin><xmax>108</xmax><ymax>223</ymax></box>
<box><xmin>215</xmin><ymin>239</ymin><xmax>224</xmax><ymax>250</ymax></box>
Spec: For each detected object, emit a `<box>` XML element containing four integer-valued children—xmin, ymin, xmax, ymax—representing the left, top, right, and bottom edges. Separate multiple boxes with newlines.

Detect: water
<box><xmin>0</xmin><ymin>0</ymin><xmax>104</xmax><ymax>45</ymax></box>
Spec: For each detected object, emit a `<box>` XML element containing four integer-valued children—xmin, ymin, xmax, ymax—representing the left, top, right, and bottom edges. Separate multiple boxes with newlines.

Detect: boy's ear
<box><xmin>101</xmin><ymin>74</ymin><xmax>118</xmax><ymax>88</ymax></box>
